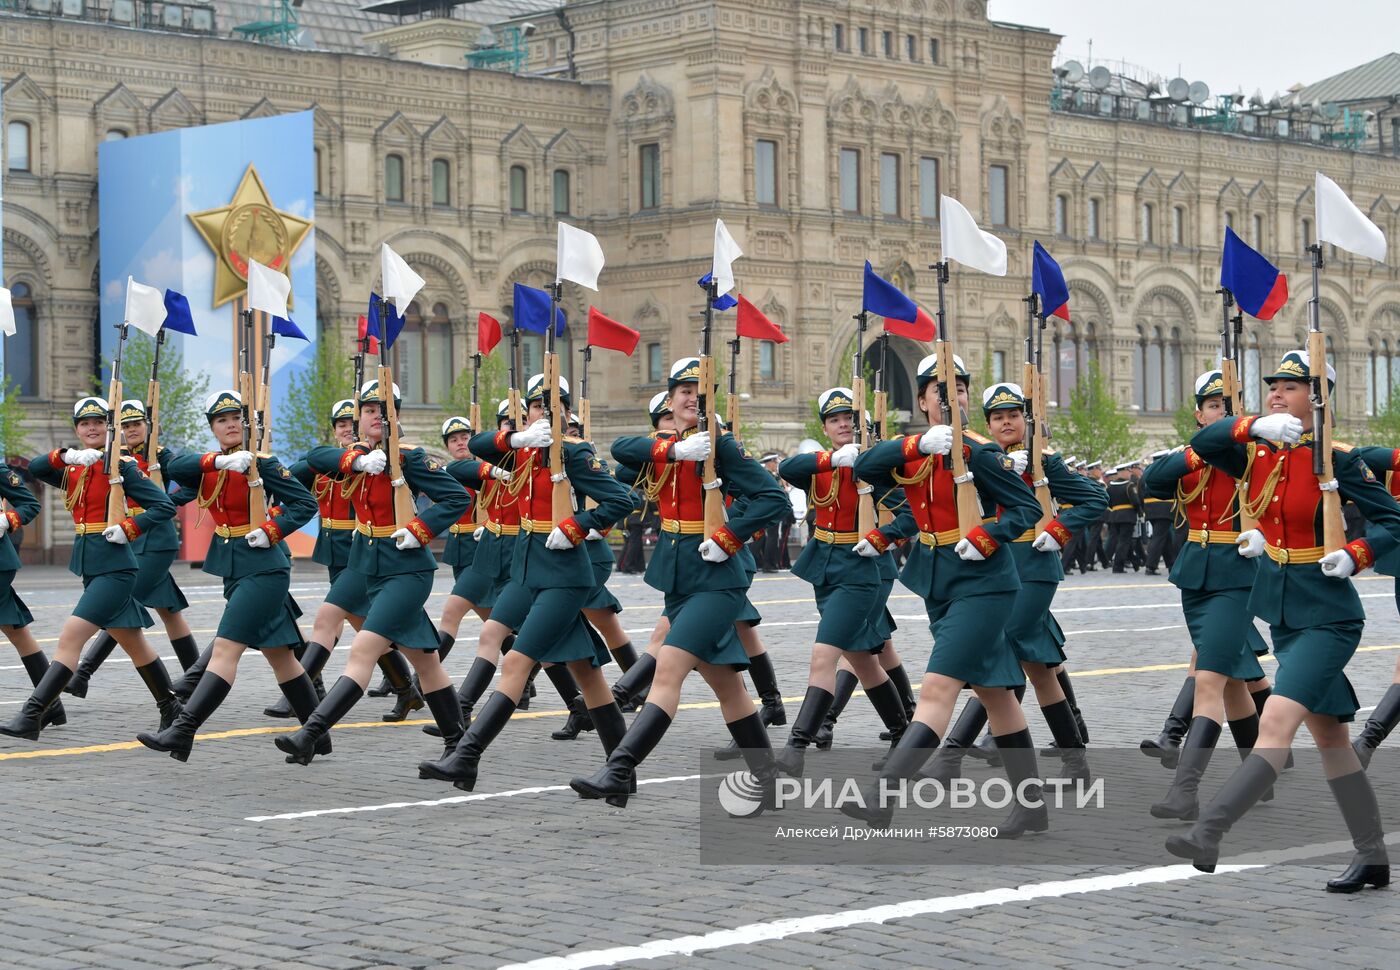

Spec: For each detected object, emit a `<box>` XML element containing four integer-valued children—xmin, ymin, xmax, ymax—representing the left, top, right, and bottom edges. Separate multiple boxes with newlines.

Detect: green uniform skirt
<box><xmin>871</xmin><ymin>578</ymin><xmax>897</xmax><ymax>642</ymax></box>
<box><xmin>490</xmin><ymin>582</ymin><xmax>607</xmax><ymax>665</ymax></box>
<box><xmin>324</xmin><ymin>563</ymin><xmax>373</xmax><ymax>618</ymax></box>
<box><xmin>450</xmin><ymin>560</ymin><xmax>495</xmax><ymax>607</ymax></box>
<box><xmin>812</xmin><ymin>579</ymin><xmax>885</xmax><ymax>652</ymax></box>
<box><xmin>467</xmin><ymin>531</ymin><xmax>514</xmax><ymax>609</ymax></box>
<box><xmin>1003</xmin><ymin>580</ymin><xmax>1067</xmax><ymax>668</ymax></box>
<box><xmin>1268</xmin><ymin>619</ymin><xmax>1361</xmax><ymax>721</ymax></box>
<box><xmin>74</xmin><ymin>569</ymin><xmax>152</xmax><ymax>630</ymax></box>
<box><xmin>736</xmin><ymin>567</ymin><xmax>762</xmax><ymax>626</ymax></box>
<box><xmin>0</xmin><ymin>569</ymin><xmax>33</xmax><ymax>628</ymax></box>
<box><xmin>922</xmin><ymin>590</ymin><xmax>1022</xmax><ymax>688</ymax></box>
<box><xmin>1181</xmin><ymin>587</ymin><xmax>1266</xmax><ymax>680</ymax></box>
<box><xmin>216</xmin><ymin>569</ymin><xmax>300</xmax><ymax>648</ymax></box>
<box><xmin>581</xmin><ymin>558</ymin><xmax>621</xmax><ymax>614</ymax></box>
<box><xmin>363</xmin><ymin>570</ymin><xmax>440</xmax><ymax>650</ymax></box>
<box><xmin>662</xmin><ymin>588</ymin><xmax>749</xmax><ymax>669</ymax></box>
<box><xmin>132</xmin><ymin>548</ymin><xmax>188</xmax><ymax>613</ymax></box>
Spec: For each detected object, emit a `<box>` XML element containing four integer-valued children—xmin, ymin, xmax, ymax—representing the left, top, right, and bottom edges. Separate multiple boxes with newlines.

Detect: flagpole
<box><xmin>544</xmin><ymin>280</ymin><xmax>572</xmax><ymax>526</ymax></box>
<box><xmin>851</xmin><ymin>309</ymin><xmax>875</xmax><ymax>535</ymax></box>
<box><xmin>1021</xmin><ymin>292</ymin><xmax>1052</xmax><ymax>530</ymax></box>
<box><xmin>930</xmin><ymin>259</ymin><xmax>981</xmax><ymax>537</ymax></box>
<box><xmin>238</xmin><ymin>308</ymin><xmax>267</xmax><ymax>523</ymax></box>
<box><xmin>1213</xmin><ymin>285</ymin><xmax>1258</xmax><ymax>531</ymax></box>
<box><xmin>872</xmin><ymin>330</ymin><xmax>893</xmax><ymax>526</ymax></box>
<box><xmin>507</xmin><ymin>325</ymin><xmax>522</xmax><ymax>430</ymax></box>
<box><xmin>146</xmin><ymin>328</ymin><xmax>166</xmax><ymax>488</ymax></box>
<box><xmin>578</xmin><ymin>344</ymin><xmax>592</xmax><ymax>441</ymax></box>
<box><xmin>726</xmin><ymin>336</ymin><xmax>740</xmax><ymax>431</ymax></box>
<box><xmin>698</xmin><ymin>277</ymin><xmax>726</xmax><ymax>535</ymax></box>
<box><xmin>470</xmin><ymin>350</ymin><xmax>490</xmax><ymax>526</ymax></box>
<box><xmin>104</xmin><ymin>320</ymin><xmax>130</xmax><ymax>525</ymax></box>
<box><xmin>1306</xmin><ymin>242</ymin><xmax>1345</xmax><ymax>552</ymax></box>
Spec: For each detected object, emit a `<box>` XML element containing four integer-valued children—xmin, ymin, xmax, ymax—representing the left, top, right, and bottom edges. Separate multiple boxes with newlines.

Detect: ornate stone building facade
<box><xmin>5</xmin><ymin>0</ymin><xmax>1400</xmax><ymax>559</ymax></box>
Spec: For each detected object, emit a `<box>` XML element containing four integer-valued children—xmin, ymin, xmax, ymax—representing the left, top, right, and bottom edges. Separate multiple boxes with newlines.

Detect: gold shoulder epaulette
<box><xmin>1042</xmin><ymin>447</ymin><xmax>1058</xmax><ymax>456</ymax></box>
<box><xmin>257</xmin><ymin>452</ymin><xmax>273</xmax><ymax>460</ymax></box>
<box><xmin>1333</xmin><ymin>440</ymin><xmax>1354</xmax><ymax>453</ymax></box>
<box><xmin>564</xmin><ymin>434</ymin><xmax>585</xmax><ymax>444</ymax></box>
<box><xmin>963</xmin><ymin>430</ymin><xmax>991</xmax><ymax>445</ymax></box>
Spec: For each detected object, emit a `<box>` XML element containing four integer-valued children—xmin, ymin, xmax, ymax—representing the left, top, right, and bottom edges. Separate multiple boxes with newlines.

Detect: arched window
<box><xmin>1301</xmin><ymin>217</ymin><xmax>1313</xmax><ymax>250</ymax></box>
<box><xmin>1140</xmin><ymin>202</ymin><xmax>1155</xmax><ymax>243</ymax></box>
<box><xmin>432</xmin><ymin>159</ymin><xmax>450</xmax><ymax>206</ymax></box>
<box><xmin>2</xmin><ymin>283</ymin><xmax>38</xmax><ymax>398</ymax></box>
<box><xmin>1252</xmin><ymin>213</ymin><xmax>1264</xmax><ymax>248</ymax></box>
<box><xmin>385</xmin><ymin>153</ymin><xmax>404</xmax><ymax>202</ymax></box>
<box><xmin>860</xmin><ymin>344</ymin><xmax>914</xmax><ymax>417</ymax></box>
<box><xmin>1243</xmin><ymin>332</ymin><xmax>1262</xmax><ymax>413</ymax></box>
<box><xmin>1172</xmin><ymin>206</ymin><xmax>1185</xmax><ymax>245</ymax></box>
<box><xmin>1087</xmin><ymin>197</ymin><xmax>1102</xmax><ymax>239</ymax></box>
<box><xmin>1054</xmin><ymin>194</ymin><xmax>1069</xmax><ymax>236</ymax></box>
<box><xmin>552</xmin><ymin>169</ymin><xmax>570</xmax><ymax>216</ymax></box>
<box><xmin>393</xmin><ymin>302</ymin><xmax>454</xmax><ymax>405</ymax></box>
<box><xmin>7</xmin><ymin>120</ymin><xmax>31</xmax><ymax>172</ymax></box>
<box><xmin>1144</xmin><ymin>327</ymin><xmax>1164</xmax><ymax>411</ymax></box>
<box><xmin>1057</xmin><ymin>321</ymin><xmax>1079</xmax><ymax>406</ymax></box>
<box><xmin>759</xmin><ymin>342</ymin><xmax>778</xmax><ymax>380</ymax></box>
<box><xmin>1165</xmin><ymin>328</ymin><xmax>1182</xmax><ymax>405</ymax></box>
<box><xmin>509</xmin><ymin>165</ymin><xmax>528</xmax><ymax>212</ymax></box>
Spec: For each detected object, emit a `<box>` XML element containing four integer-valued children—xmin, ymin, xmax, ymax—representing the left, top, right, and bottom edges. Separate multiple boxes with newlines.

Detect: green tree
<box><xmin>1348</xmin><ymin>395</ymin><xmax>1400</xmax><ymax>447</ymax></box>
<box><xmin>280</xmin><ymin>333</ymin><xmax>356</xmax><ymax>458</ymax></box>
<box><xmin>445</xmin><ymin>352</ymin><xmax>509</xmax><ymax>425</ymax></box>
<box><xmin>0</xmin><ymin>376</ymin><xmax>30</xmax><ymax>460</ymax></box>
<box><xmin>1054</xmin><ymin>359</ymin><xmax>1144</xmax><ymax>466</ymax></box>
<box><xmin>800</xmin><ymin>336</ymin><xmax>897</xmax><ymax>447</ymax></box>
<box><xmin>1170</xmin><ymin>397</ymin><xmax>1200</xmax><ymax>445</ymax></box>
<box><xmin>92</xmin><ymin>333</ymin><xmax>211</xmax><ymax>455</ymax></box>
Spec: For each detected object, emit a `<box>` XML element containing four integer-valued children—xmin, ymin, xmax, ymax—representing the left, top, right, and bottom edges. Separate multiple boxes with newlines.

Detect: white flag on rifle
<box><xmin>940</xmin><ymin>196</ymin><xmax>1008</xmax><ymax>277</ymax></box>
<box><xmin>246</xmin><ymin>260</ymin><xmax>291</xmax><ymax>321</ymax></box>
<box><xmin>381</xmin><ymin>243</ymin><xmax>426</xmax><ymax>308</ymax></box>
<box><xmin>556</xmin><ymin>222</ymin><xmax>605</xmax><ymax>291</ymax></box>
<box><xmin>125</xmin><ymin>276</ymin><xmax>167</xmax><ymax>336</ymax></box>
<box><xmin>1315</xmin><ymin>172</ymin><xmax>1387</xmax><ymax>263</ymax></box>
<box><xmin>712</xmin><ymin>219</ymin><xmax>743</xmax><ymax>296</ymax></box>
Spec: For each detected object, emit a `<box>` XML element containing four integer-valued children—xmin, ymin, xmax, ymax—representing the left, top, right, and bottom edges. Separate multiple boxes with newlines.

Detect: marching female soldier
<box><xmin>134</xmin><ymin>390</ymin><xmax>320</xmax><ymax>761</ymax></box>
<box><xmin>272</xmin><ymin>379</ymin><xmax>471</xmax><ymax>764</ymax></box>
<box><xmin>1166</xmin><ymin>351</ymin><xmax>1399</xmax><ymax>892</ymax></box>
<box><xmin>1138</xmin><ymin>372</ymin><xmax>1272</xmax><ymax>820</ymax></box>
<box><xmin>768</xmin><ymin>387</ymin><xmax>913</xmax><ymax>776</ymax></box>
<box><xmin>570</xmin><ymin>358</ymin><xmax>790</xmax><ymax>808</ymax></box>
<box><xmin>1</xmin><ymin>397</ymin><xmax>180</xmax><ymax>739</ymax></box>
<box><xmin>839</xmin><ymin>355</ymin><xmax>1047</xmax><ymax>835</ymax></box>
<box><xmin>0</xmin><ymin>462</ymin><xmax>67</xmax><ymax>730</ymax></box>
<box><xmin>64</xmin><ymin>399</ymin><xmax>200</xmax><ymax>698</ymax></box>
<box><xmin>1348</xmin><ymin>444</ymin><xmax>1400</xmax><ymax>766</ymax></box>
<box><xmin>418</xmin><ymin>374</ymin><xmax>634</xmax><ymax>791</ymax></box>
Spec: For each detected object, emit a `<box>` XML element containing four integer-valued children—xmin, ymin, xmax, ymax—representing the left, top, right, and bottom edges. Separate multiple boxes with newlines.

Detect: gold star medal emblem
<box><xmin>188</xmin><ymin>165</ymin><xmax>313</xmax><ymax>308</ymax></box>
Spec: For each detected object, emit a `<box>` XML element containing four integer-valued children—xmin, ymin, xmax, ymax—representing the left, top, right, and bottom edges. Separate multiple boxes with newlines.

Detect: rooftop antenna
<box><xmin>1062</xmin><ymin>60</ymin><xmax>1085</xmax><ymax>84</ymax></box>
<box><xmin>1188</xmin><ymin>81</ymin><xmax>1210</xmax><ymax>105</ymax></box>
<box><xmin>1089</xmin><ymin>66</ymin><xmax>1112</xmax><ymax>91</ymax></box>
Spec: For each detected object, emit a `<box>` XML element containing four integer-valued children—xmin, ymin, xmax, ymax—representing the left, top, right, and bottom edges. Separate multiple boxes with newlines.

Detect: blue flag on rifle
<box><xmin>1031</xmin><ymin>241</ymin><xmax>1070</xmax><ymax>321</ymax></box>
<box><xmin>1220</xmin><ymin>226</ymin><xmax>1288</xmax><ymax>320</ymax></box>
<box><xmin>161</xmin><ymin>289</ymin><xmax>198</xmax><ymax>336</ymax></box>
<box><xmin>366</xmin><ymin>293</ymin><xmax>406</xmax><ymax>350</ymax></box>
<box><xmin>271</xmin><ymin>315</ymin><xmax>308</xmax><ymax>340</ymax></box>
<box><xmin>513</xmin><ymin>283</ymin><xmax>566</xmax><ymax>336</ymax></box>
<box><xmin>698</xmin><ymin>273</ymin><xmax>738</xmax><ymax>311</ymax></box>
<box><xmin>862</xmin><ymin>261</ymin><xmax>918</xmax><ymax>322</ymax></box>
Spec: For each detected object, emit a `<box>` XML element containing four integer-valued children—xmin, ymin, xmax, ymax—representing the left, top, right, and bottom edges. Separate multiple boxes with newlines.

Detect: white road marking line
<box><xmin>245</xmin><ymin>773</ymin><xmax>708</xmax><ymax>822</ymax></box>
<box><xmin>494</xmin><ymin>835</ymin><xmax>1399</xmax><ymax>970</ymax></box>
<box><xmin>1065</xmin><ymin>624</ymin><xmax>1184</xmax><ymax>636</ymax></box>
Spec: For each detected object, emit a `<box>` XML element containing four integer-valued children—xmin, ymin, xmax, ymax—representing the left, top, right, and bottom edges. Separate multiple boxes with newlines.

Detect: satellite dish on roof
<box><xmin>1061</xmin><ymin>60</ymin><xmax>1085</xmax><ymax>84</ymax></box>
<box><xmin>1187</xmin><ymin>81</ymin><xmax>1210</xmax><ymax>105</ymax></box>
<box><xmin>1249</xmin><ymin>88</ymin><xmax>1265</xmax><ymax>108</ymax></box>
<box><xmin>1167</xmin><ymin>77</ymin><xmax>1189</xmax><ymax>102</ymax></box>
<box><xmin>1268</xmin><ymin>93</ymin><xmax>1282</xmax><ymax>109</ymax></box>
<box><xmin>1322</xmin><ymin>101</ymin><xmax>1342</xmax><ymax>119</ymax></box>
<box><xmin>1089</xmin><ymin>66</ymin><xmax>1112</xmax><ymax>90</ymax></box>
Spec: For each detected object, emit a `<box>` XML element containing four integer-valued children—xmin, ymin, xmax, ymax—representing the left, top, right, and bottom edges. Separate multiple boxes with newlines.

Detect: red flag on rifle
<box><xmin>736</xmin><ymin>294</ymin><xmax>788</xmax><ymax>343</ymax></box>
<box><xmin>478</xmin><ymin>312</ymin><xmax>502</xmax><ymax>356</ymax></box>
<box><xmin>586</xmin><ymin>306</ymin><xmax>640</xmax><ymax>355</ymax></box>
<box><xmin>356</xmin><ymin>314</ymin><xmax>380</xmax><ymax>354</ymax></box>
<box><xmin>883</xmin><ymin>305</ymin><xmax>936</xmax><ymax>342</ymax></box>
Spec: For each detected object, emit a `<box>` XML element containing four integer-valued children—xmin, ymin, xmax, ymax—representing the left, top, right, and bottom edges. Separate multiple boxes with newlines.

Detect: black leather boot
<box><xmin>368</xmin><ymin>674</ymin><xmax>393</xmax><ymax>697</ymax></box>
<box><xmin>916</xmin><ymin>688</ymin><xmax>985</xmax><ymax>785</ymax></box>
<box><xmin>1325</xmin><ymin>770</ymin><xmax>1391</xmax><ymax>893</ymax></box>
<box><xmin>436</xmin><ymin>629</ymin><xmax>456</xmax><ymax>665</ymax></box>
<box><xmin>1248</xmin><ymin>685</ymin><xmax>1294</xmax><ymax>771</ymax></box>
<box><xmin>381</xmin><ymin>650</ymin><xmax>424</xmax><ymax>722</ymax></box>
<box><xmin>774</xmin><ymin>686</ymin><xmax>834</xmax><ymax>777</ymax></box>
<box><xmin>725</xmin><ymin>712</ymin><xmax>780</xmax><ymax>816</ymax></box>
<box><xmin>839</xmin><ymin>722</ymin><xmax>939</xmax><ymax>828</ymax></box>
<box><xmin>1142</xmin><ymin>675</ymin><xmax>1194</xmax><ymax>768</ymax></box>
<box><xmin>1226</xmin><ymin>713</ymin><xmax>1272</xmax><ymax>801</ymax></box>
<box><xmin>611</xmin><ymin>652</ymin><xmax>656</xmax><ymax>713</ymax></box>
<box><xmin>274</xmin><ymin>676</ymin><xmax>363</xmax><ymax>765</ymax></box>
<box><xmin>0</xmin><ymin>661</ymin><xmax>72</xmax><ymax>740</ymax></box>
<box><xmin>814</xmin><ymin>668</ymin><xmax>858</xmax><ymax>750</ymax></box>
<box><xmin>867</xmin><ymin>678</ymin><xmax>910</xmax><ymax>749</ymax></box>
<box><xmin>64</xmin><ymin>631</ymin><xmax>118</xmax><ymax>698</ymax></box>
<box><xmin>993</xmin><ymin>729</ymin><xmax>1050</xmax><ymax>839</ymax></box>
<box><xmin>278</xmin><ymin>671</ymin><xmax>333</xmax><ymax>759</ymax></box>
<box><xmin>169</xmin><ymin>634</ymin><xmax>200</xmax><ymax>671</ymax></box>
<box><xmin>518</xmin><ymin>661</ymin><xmax>540</xmax><ymax>711</ymax></box>
<box><xmin>1166</xmin><ymin>754</ymin><xmax>1278</xmax><ymax>871</ymax></box>
<box><xmin>571</xmin><ymin>703</ymin><xmax>673</xmax><ymax>807</ymax></box>
<box><xmin>1056</xmin><ymin>667</ymin><xmax>1088</xmax><ymax>744</ymax></box>
<box><xmin>134</xmin><ymin>659</ymin><xmax>182</xmax><ymax>731</ymax></box>
<box><xmin>425</xmin><ymin>655</ymin><xmax>497</xmax><ymax>737</ymax></box>
<box><xmin>1041</xmin><ymin>699</ymin><xmax>1090</xmax><ymax>782</ymax></box>
<box><xmin>879</xmin><ymin>663</ymin><xmax>915</xmax><ymax>739</ymax></box>
<box><xmin>418</xmin><ymin>690</ymin><xmax>515</xmax><ymax>790</ymax></box>
<box><xmin>1150</xmin><ymin>717</ymin><xmax>1221</xmax><ymax>820</ymax></box>
<box><xmin>747</xmin><ymin>651</ymin><xmax>786</xmax><ymax>727</ymax></box>
<box><xmin>264</xmin><ymin>642</ymin><xmax>309</xmax><ymax>718</ymax></box>
<box><xmin>20</xmin><ymin>652</ymin><xmax>67</xmax><ymax>728</ymax></box>
<box><xmin>609</xmin><ymin>641</ymin><xmax>639</xmax><ymax>673</ymax></box>
<box><xmin>171</xmin><ymin>642</ymin><xmax>213</xmax><ymax>701</ymax></box>
<box><xmin>137</xmin><ymin>672</ymin><xmax>232</xmax><ymax>762</ymax></box>
<box><xmin>589</xmin><ymin>700</ymin><xmax>636</xmax><ymax>807</ymax></box>
<box><xmin>546</xmin><ymin>665</ymin><xmax>595</xmax><ymax>740</ymax></box>
<box><xmin>1354</xmin><ymin>683</ymin><xmax>1400</xmax><ymax>769</ymax></box>
<box><xmin>422</xmin><ymin>684</ymin><xmax>466</xmax><ymax>759</ymax></box>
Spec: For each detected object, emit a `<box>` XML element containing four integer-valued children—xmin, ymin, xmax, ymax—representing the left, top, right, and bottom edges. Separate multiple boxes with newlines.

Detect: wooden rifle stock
<box><xmin>104</xmin><ymin>368</ymin><xmax>127</xmax><ymax>526</ymax></box>
<box><xmin>544</xmin><ymin>349</ymin><xmax>573</xmax><ymax>526</ymax></box>
<box><xmin>376</xmin><ymin>363</ymin><xmax>416</xmax><ymax>529</ymax></box>
<box><xmin>146</xmin><ymin>330</ymin><xmax>165</xmax><ymax>488</ymax></box>
<box><xmin>698</xmin><ymin>354</ymin><xmax>727</xmax><ymax>535</ymax></box>
<box><xmin>1307</xmin><ymin>328</ymin><xmax>1345</xmax><ymax>552</ymax></box>
<box><xmin>938</xmin><ymin>347</ymin><xmax>981</xmax><ymax>536</ymax></box>
<box><xmin>852</xmin><ymin>371</ymin><xmax>876</xmax><ymax>536</ymax></box>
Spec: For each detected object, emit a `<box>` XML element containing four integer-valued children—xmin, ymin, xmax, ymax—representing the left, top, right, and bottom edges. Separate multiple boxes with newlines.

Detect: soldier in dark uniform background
<box><xmin>1142</xmin><ymin>451</ymin><xmax>1178</xmax><ymax>575</ymax></box>
<box><xmin>1105</xmin><ymin>464</ymin><xmax>1143</xmax><ymax>573</ymax></box>
<box><xmin>1082</xmin><ymin>460</ymin><xmax>1108</xmax><ymax>572</ymax></box>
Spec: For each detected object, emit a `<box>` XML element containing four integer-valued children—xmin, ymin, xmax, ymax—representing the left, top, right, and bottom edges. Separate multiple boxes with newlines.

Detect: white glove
<box><xmin>472</xmin><ymin>526</ymin><xmax>486</xmax><ymax>541</ymax></box>
<box><xmin>1008</xmin><ymin>450</ymin><xmax>1029</xmax><ymax>475</ymax></box>
<box><xmin>698</xmin><ymin>538</ymin><xmax>731</xmax><ymax>563</ymax></box>
<box><xmin>830</xmin><ymin>443</ymin><xmax>860</xmax><ymax>468</ymax></box>
<box><xmin>63</xmin><ymin>448</ymin><xmax>103</xmax><ymax>467</ymax></box>
<box><xmin>1320</xmin><ymin>549</ymin><xmax>1356</xmax><ymax>579</ymax></box>
<box><xmin>852</xmin><ymin>538</ymin><xmax>882</xmax><ymax>558</ymax></box>
<box><xmin>672</xmin><ymin>433</ymin><xmax>712</xmax><ymax>462</ymax></box>
<box><xmin>245</xmin><ymin>528</ymin><xmax>271</xmax><ymax>549</ymax></box>
<box><xmin>1235</xmin><ymin>529</ymin><xmax>1266</xmax><ymax>559</ymax></box>
<box><xmin>1032</xmin><ymin>531</ymin><xmax>1062</xmax><ymax>553</ymax></box>
<box><xmin>510</xmin><ymin>419</ymin><xmax>553</xmax><ymax>450</ymax></box>
<box><xmin>351</xmin><ymin>449</ymin><xmax>387</xmax><ymax>475</ymax></box>
<box><xmin>918</xmin><ymin>425</ymin><xmax>954</xmax><ymax>456</ymax></box>
<box><xmin>586</xmin><ymin>529</ymin><xmax>603</xmax><ymax>541</ymax></box>
<box><xmin>489</xmin><ymin>465</ymin><xmax>512</xmax><ymax>482</ymax></box>
<box><xmin>214</xmin><ymin>450</ymin><xmax>254</xmax><ymax>473</ymax></box>
<box><xmin>954</xmin><ymin>537</ymin><xmax>985</xmax><ymax>561</ymax></box>
<box><xmin>1145</xmin><ymin>522</ymin><xmax>1154</xmax><ymax>538</ymax></box>
<box><xmin>391</xmin><ymin>527</ymin><xmax>421</xmax><ymax>551</ymax></box>
<box><xmin>0</xmin><ymin>516</ymin><xmax>9</xmax><ymax>536</ymax></box>
<box><xmin>148</xmin><ymin>462</ymin><xmax>161</xmax><ymax>474</ymax></box>
<box><xmin>1251</xmin><ymin>413</ymin><xmax>1304</xmax><ymax>445</ymax></box>
<box><xmin>101</xmin><ymin>524</ymin><xmax>129</xmax><ymax>545</ymax></box>
<box><xmin>545</xmin><ymin>526</ymin><xmax>576</xmax><ymax>551</ymax></box>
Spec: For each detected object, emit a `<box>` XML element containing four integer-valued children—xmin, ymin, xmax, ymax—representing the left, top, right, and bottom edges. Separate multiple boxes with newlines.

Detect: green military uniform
<box><xmin>0</xmin><ymin>467</ymin><xmax>42</xmax><ymax>627</ymax></box>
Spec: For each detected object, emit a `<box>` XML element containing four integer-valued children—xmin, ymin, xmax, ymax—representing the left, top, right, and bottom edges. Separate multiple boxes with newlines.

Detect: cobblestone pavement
<box><xmin>3</xmin><ymin>561</ymin><xmax>1397</xmax><ymax>969</ymax></box>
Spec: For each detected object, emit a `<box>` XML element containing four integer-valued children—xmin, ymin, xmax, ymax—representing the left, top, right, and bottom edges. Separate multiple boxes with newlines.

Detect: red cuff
<box><xmin>711</xmin><ymin>526</ymin><xmax>743</xmax><ymax>556</ymax></box>
<box><xmin>1230</xmin><ymin>416</ymin><xmax>1256</xmax><ymax>443</ymax></box>
<box><xmin>816</xmin><ymin>451</ymin><xmax>833</xmax><ymax>473</ymax></box>
<box><xmin>901</xmin><ymin>435</ymin><xmax>922</xmax><ymax>462</ymax></box>
<box><xmin>558</xmin><ymin>516</ymin><xmax>586</xmax><ymax>545</ymax></box>
<box><xmin>1391</xmin><ymin>449</ymin><xmax>1400</xmax><ymax>473</ymax></box>
<box><xmin>965</xmin><ymin>525</ymin><xmax>999</xmax><ymax>557</ymax></box>
<box><xmin>3</xmin><ymin>510</ymin><xmax>20</xmax><ymax>532</ymax></box>
<box><xmin>200</xmin><ymin>452</ymin><xmax>220</xmax><ymax>472</ymax></box>
<box><xmin>650</xmin><ymin>437</ymin><xmax>672</xmax><ymax>471</ymax></box>
<box><xmin>407</xmin><ymin>518</ymin><xmax>434</xmax><ymax>545</ymax></box>
<box><xmin>494</xmin><ymin>429</ymin><xmax>513</xmax><ymax>452</ymax></box>
<box><xmin>1345</xmin><ymin>539</ymin><xmax>1374</xmax><ymax>572</ymax></box>
<box><xmin>864</xmin><ymin>529</ymin><xmax>890</xmax><ymax>554</ymax></box>
<box><xmin>120</xmin><ymin>517</ymin><xmax>141</xmax><ymax>541</ymax></box>
<box><xmin>338</xmin><ymin>446</ymin><xmax>366</xmax><ymax>476</ymax></box>
<box><xmin>1184</xmin><ymin>447</ymin><xmax>1205</xmax><ymax>472</ymax></box>
<box><xmin>268</xmin><ymin>505</ymin><xmax>285</xmax><ymax>518</ymax></box>
<box><xmin>49</xmin><ymin>448</ymin><xmax>66</xmax><ymax>467</ymax></box>
<box><xmin>1044</xmin><ymin>519</ymin><xmax>1073</xmax><ymax>548</ymax></box>
<box><xmin>261</xmin><ymin>519</ymin><xmax>284</xmax><ymax>545</ymax></box>
<box><xmin>478</xmin><ymin>462</ymin><xmax>496</xmax><ymax>482</ymax></box>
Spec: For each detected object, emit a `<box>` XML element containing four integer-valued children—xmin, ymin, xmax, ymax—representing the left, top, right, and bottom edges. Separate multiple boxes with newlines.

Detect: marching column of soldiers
<box><xmin>6</xmin><ymin>310</ymin><xmax>1400</xmax><ymax>896</ymax></box>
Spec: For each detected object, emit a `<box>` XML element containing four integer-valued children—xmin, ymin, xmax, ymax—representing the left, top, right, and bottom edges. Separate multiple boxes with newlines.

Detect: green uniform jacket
<box><xmin>1007</xmin><ymin>451</ymin><xmax>1108</xmax><ymax>584</ymax></box>
<box><xmin>306</xmin><ymin>445</ymin><xmax>468</xmax><ymax>577</ymax></box>
<box><xmin>31</xmin><ymin>452</ymin><xmax>175</xmax><ymax>578</ymax></box>
<box><xmin>1354</xmin><ymin>446</ymin><xmax>1400</xmax><ymax>577</ymax></box>
<box><xmin>1191</xmin><ymin>420</ymin><xmax>1400</xmax><ymax>626</ymax></box>
<box><xmin>854</xmin><ymin>433</ymin><xmax>1040</xmax><ymax>603</ymax></box>
<box><xmin>469</xmin><ymin>433</ymin><xmax>633</xmax><ymax>590</ymax></box>
<box><xmin>611</xmin><ymin>432</ymin><xmax>789</xmax><ymax>594</ymax></box>
<box><xmin>441</xmin><ymin>458</ymin><xmax>494</xmax><ymax>570</ymax></box>
<box><xmin>778</xmin><ymin>452</ymin><xmax>915</xmax><ymax>587</ymax></box>
<box><xmin>288</xmin><ymin>458</ymin><xmax>354</xmax><ymax>570</ymax></box>
<box><xmin>128</xmin><ymin>444</ymin><xmax>192</xmax><ymax>555</ymax></box>
<box><xmin>0</xmin><ymin>467</ymin><xmax>41</xmax><ymax>572</ymax></box>
<box><xmin>1140</xmin><ymin>447</ymin><xmax>1256</xmax><ymax>592</ymax></box>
